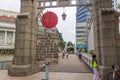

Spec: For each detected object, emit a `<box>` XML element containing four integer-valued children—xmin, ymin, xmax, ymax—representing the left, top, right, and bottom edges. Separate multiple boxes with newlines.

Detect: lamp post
<box><xmin>62</xmin><ymin>7</ymin><xmax>67</xmax><ymax>20</ymax></box>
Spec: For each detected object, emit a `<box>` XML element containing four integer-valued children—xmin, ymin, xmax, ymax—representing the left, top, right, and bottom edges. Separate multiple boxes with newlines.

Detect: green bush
<box><xmin>0</xmin><ymin>49</ymin><xmax>14</xmax><ymax>55</ymax></box>
<box><xmin>78</xmin><ymin>48</ymin><xmax>88</xmax><ymax>53</ymax></box>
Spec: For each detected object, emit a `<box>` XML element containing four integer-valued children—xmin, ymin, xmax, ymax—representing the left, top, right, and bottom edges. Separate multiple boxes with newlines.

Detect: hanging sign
<box><xmin>41</xmin><ymin>11</ymin><xmax>58</xmax><ymax>28</ymax></box>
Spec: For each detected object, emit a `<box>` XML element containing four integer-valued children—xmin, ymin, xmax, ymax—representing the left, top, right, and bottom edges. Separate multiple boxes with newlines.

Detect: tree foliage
<box><xmin>89</xmin><ymin>50</ymin><xmax>94</xmax><ymax>54</ymax></box>
<box><xmin>67</xmin><ymin>41</ymin><xmax>73</xmax><ymax>46</ymax></box>
<box><xmin>117</xmin><ymin>4</ymin><xmax>120</xmax><ymax>9</ymax></box>
<box><xmin>58</xmin><ymin>40</ymin><xmax>66</xmax><ymax>50</ymax></box>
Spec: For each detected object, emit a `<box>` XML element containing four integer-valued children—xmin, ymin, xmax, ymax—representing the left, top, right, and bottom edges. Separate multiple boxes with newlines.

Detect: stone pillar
<box><xmin>93</xmin><ymin>0</ymin><xmax>112</xmax><ymax>64</ymax></box>
<box><xmin>99</xmin><ymin>9</ymin><xmax>120</xmax><ymax>79</ymax></box>
<box><xmin>9</xmin><ymin>0</ymin><xmax>39</xmax><ymax>76</ymax></box>
<box><xmin>93</xmin><ymin>0</ymin><xmax>120</xmax><ymax>80</ymax></box>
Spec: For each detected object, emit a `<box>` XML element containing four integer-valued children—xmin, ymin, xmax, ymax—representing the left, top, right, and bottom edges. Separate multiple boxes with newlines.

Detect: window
<box><xmin>0</xmin><ymin>31</ymin><xmax>5</xmax><ymax>45</ymax></box>
<box><xmin>76</xmin><ymin>27</ymin><xmax>85</xmax><ymax>29</ymax></box>
<box><xmin>7</xmin><ymin>31</ymin><xmax>13</xmax><ymax>45</ymax></box>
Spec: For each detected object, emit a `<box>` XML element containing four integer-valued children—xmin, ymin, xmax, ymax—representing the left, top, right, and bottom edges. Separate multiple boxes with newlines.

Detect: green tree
<box><xmin>58</xmin><ymin>40</ymin><xmax>66</xmax><ymax>51</ymax></box>
<box><xmin>67</xmin><ymin>41</ymin><xmax>73</xmax><ymax>46</ymax></box>
<box><xmin>117</xmin><ymin>4</ymin><xmax>120</xmax><ymax>9</ymax></box>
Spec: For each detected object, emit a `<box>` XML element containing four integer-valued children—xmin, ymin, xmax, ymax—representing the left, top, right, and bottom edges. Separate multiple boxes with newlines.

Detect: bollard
<box><xmin>45</xmin><ymin>64</ymin><xmax>49</xmax><ymax>80</ymax></box>
<box><xmin>0</xmin><ymin>61</ymin><xmax>1</xmax><ymax>70</ymax></box>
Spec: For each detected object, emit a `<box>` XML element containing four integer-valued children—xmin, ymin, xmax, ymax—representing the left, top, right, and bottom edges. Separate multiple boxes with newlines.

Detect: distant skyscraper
<box><xmin>76</xmin><ymin>0</ymin><xmax>91</xmax><ymax>50</ymax></box>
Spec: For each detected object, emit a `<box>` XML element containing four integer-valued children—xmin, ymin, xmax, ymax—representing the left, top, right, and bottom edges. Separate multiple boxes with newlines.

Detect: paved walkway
<box><xmin>49</xmin><ymin>54</ymin><xmax>92</xmax><ymax>73</ymax></box>
<box><xmin>0</xmin><ymin>54</ymin><xmax>93</xmax><ymax>80</ymax></box>
<box><xmin>0</xmin><ymin>70</ymin><xmax>93</xmax><ymax>80</ymax></box>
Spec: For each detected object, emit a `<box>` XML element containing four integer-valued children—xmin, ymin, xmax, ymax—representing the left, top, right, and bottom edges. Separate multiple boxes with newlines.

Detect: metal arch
<box><xmin>38</xmin><ymin>0</ymin><xmax>92</xmax><ymax>9</ymax></box>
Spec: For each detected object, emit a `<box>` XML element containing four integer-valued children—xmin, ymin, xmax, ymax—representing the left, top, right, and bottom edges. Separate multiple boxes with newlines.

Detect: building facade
<box><xmin>76</xmin><ymin>0</ymin><xmax>92</xmax><ymax>51</ymax></box>
<box><xmin>0</xmin><ymin>9</ymin><xmax>18</xmax><ymax>54</ymax></box>
<box><xmin>76</xmin><ymin>0</ymin><xmax>120</xmax><ymax>52</ymax></box>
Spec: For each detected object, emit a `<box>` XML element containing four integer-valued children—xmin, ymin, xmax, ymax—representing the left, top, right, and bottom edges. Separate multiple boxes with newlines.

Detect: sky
<box><xmin>0</xmin><ymin>0</ymin><xmax>76</xmax><ymax>43</ymax></box>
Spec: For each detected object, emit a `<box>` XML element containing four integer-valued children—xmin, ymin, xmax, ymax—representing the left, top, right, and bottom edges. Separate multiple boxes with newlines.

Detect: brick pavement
<box><xmin>0</xmin><ymin>54</ymin><xmax>94</xmax><ymax>80</ymax></box>
<box><xmin>0</xmin><ymin>70</ymin><xmax>93</xmax><ymax>80</ymax></box>
<box><xmin>49</xmin><ymin>54</ymin><xmax>92</xmax><ymax>73</ymax></box>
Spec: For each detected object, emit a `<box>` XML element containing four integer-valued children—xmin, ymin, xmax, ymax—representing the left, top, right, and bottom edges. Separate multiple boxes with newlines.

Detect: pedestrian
<box><xmin>92</xmin><ymin>54</ymin><xmax>100</xmax><ymax>80</ymax></box>
<box><xmin>79</xmin><ymin>53</ymin><xmax>82</xmax><ymax>61</ymax></box>
<box><xmin>62</xmin><ymin>52</ymin><xmax>65</xmax><ymax>59</ymax></box>
<box><xmin>65</xmin><ymin>52</ymin><xmax>68</xmax><ymax>59</ymax></box>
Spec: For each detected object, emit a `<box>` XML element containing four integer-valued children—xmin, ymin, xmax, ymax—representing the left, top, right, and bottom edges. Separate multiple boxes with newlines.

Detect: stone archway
<box><xmin>8</xmin><ymin>0</ymin><xmax>120</xmax><ymax>80</ymax></box>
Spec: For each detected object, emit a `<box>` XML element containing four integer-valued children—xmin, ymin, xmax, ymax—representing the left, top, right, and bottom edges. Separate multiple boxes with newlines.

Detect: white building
<box><xmin>0</xmin><ymin>9</ymin><xmax>18</xmax><ymax>53</ymax></box>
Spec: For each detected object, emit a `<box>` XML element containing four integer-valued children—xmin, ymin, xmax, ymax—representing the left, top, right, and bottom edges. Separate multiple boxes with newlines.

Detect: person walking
<box><xmin>78</xmin><ymin>53</ymin><xmax>82</xmax><ymax>61</ymax></box>
<box><xmin>62</xmin><ymin>52</ymin><xmax>65</xmax><ymax>59</ymax></box>
<box><xmin>92</xmin><ymin>54</ymin><xmax>100</xmax><ymax>80</ymax></box>
<box><xmin>65</xmin><ymin>52</ymin><xmax>68</xmax><ymax>59</ymax></box>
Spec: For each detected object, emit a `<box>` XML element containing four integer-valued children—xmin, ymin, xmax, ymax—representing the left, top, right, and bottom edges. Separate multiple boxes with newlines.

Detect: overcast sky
<box><xmin>0</xmin><ymin>0</ymin><xmax>76</xmax><ymax>43</ymax></box>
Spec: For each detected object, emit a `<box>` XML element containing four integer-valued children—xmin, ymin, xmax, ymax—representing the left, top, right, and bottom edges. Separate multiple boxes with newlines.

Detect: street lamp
<box><xmin>61</xmin><ymin>7</ymin><xmax>67</xmax><ymax>20</ymax></box>
<box><xmin>62</xmin><ymin>12</ymin><xmax>67</xmax><ymax>20</ymax></box>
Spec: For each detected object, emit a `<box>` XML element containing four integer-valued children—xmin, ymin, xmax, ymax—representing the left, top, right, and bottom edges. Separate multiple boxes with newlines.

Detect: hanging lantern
<box><xmin>62</xmin><ymin>12</ymin><xmax>67</xmax><ymax>20</ymax></box>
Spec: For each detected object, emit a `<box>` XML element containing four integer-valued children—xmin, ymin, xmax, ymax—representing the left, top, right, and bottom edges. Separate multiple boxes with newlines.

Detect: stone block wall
<box><xmin>8</xmin><ymin>0</ymin><xmax>39</xmax><ymax>76</ymax></box>
<box><xmin>36</xmin><ymin>31</ymin><xmax>59</xmax><ymax>65</ymax></box>
<box><xmin>96</xmin><ymin>8</ymin><xmax>120</xmax><ymax>80</ymax></box>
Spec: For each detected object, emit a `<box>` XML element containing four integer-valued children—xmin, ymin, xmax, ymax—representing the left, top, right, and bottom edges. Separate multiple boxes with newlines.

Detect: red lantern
<box><xmin>41</xmin><ymin>11</ymin><xmax>58</xmax><ymax>28</ymax></box>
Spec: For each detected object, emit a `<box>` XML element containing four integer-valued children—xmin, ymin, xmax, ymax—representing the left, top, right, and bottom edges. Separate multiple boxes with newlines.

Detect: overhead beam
<box><xmin>38</xmin><ymin>0</ymin><xmax>92</xmax><ymax>9</ymax></box>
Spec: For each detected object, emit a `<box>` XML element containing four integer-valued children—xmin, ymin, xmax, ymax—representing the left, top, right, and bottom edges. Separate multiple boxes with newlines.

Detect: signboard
<box><xmin>36</xmin><ymin>31</ymin><xmax>59</xmax><ymax>65</ymax></box>
<box><xmin>41</xmin><ymin>11</ymin><xmax>58</xmax><ymax>29</ymax></box>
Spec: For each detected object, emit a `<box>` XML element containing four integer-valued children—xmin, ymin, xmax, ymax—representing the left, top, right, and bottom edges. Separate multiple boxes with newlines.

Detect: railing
<box><xmin>81</xmin><ymin>53</ymin><xmax>92</xmax><ymax>68</ymax></box>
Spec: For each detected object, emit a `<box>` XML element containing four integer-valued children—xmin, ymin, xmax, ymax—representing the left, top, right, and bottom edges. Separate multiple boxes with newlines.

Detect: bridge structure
<box><xmin>7</xmin><ymin>0</ymin><xmax>120</xmax><ymax>80</ymax></box>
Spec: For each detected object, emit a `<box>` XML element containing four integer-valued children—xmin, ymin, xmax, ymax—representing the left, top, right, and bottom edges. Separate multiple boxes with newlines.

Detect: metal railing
<box><xmin>81</xmin><ymin>53</ymin><xmax>92</xmax><ymax>68</ymax></box>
